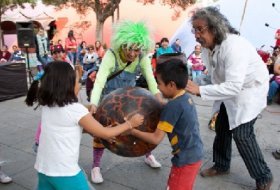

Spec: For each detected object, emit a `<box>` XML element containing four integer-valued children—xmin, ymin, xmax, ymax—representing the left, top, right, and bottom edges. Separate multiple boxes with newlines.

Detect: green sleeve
<box><xmin>140</xmin><ymin>56</ymin><xmax>160</xmax><ymax>95</ymax></box>
<box><xmin>90</xmin><ymin>50</ymin><xmax>115</xmax><ymax>105</ymax></box>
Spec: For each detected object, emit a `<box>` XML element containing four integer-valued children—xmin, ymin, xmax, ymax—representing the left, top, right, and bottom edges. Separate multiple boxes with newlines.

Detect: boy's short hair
<box><xmin>156</xmin><ymin>58</ymin><xmax>188</xmax><ymax>89</ymax></box>
<box><xmin>157</xmin><ymin>52</ymin><xmax>187</xmax><ymax>65</ymax></box>
<box><xmin>38</xmin><ymin>61</ymin><xmax>78</xmax><ymax>107</ymax></box>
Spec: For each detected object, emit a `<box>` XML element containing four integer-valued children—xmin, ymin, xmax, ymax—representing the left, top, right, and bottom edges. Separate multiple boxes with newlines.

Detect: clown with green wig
<box><xmin>89</xmin><ymin>20</ymin><xmax>163</xmax><ymax>184</ymax></box>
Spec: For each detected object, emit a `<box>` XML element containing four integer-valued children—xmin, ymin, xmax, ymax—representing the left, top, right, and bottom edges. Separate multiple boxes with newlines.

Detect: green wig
<box><xmin>111</xmin><ymin>20</ymin><xmax>154</xmax><ymax>56</ymax></box>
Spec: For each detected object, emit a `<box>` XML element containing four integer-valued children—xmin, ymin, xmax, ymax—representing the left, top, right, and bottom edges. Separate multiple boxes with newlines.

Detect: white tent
<box><xmin>170</xmin><ymin>18</ymin><xmax>196</xmax><ymax>57</ymax></box>
<box><xmin>171</xmin><ymin>0</ymin><xmax>278</xmax><ymax>55</ymax></box>
<box><xmin>2</xmin><ymin>3</ymin><xmax>55</xmax><ymax>30</ymax></box>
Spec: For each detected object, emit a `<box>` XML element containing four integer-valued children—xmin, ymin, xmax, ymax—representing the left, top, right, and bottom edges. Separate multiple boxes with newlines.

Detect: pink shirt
<box><xmin>189</xmin><ymin>54</ymin><xmax>204</xmax><ymax>71</ymax></box>
<box><xmin>275</xmin><ymin>29</ymin><xmax>280</xmax><ymax>47</ymax></box>
<box><xmin>65</xmin><ymin>38</ymin><xmax>77</xmax><ymax>52</ymax></box>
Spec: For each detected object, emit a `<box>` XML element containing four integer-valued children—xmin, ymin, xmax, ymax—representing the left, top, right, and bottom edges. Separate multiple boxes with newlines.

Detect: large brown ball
<box><xmin>95</xmin><ymin>87</ymin><xmax>162</xmax><ymax>157</ymax></box>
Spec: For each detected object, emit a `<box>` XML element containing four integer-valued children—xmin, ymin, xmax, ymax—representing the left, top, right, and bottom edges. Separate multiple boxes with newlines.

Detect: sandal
<box><xmin>208</xmin><ymin>112</ymin><xmax>218</xmax><ymax>131</ymax></box>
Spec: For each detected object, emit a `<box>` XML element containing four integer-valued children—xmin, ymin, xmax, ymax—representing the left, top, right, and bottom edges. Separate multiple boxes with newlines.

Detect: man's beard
<box><xmin>196</xmin><ymin>38</ymin><xmax>205</xmax><ymax>46</ymax></box>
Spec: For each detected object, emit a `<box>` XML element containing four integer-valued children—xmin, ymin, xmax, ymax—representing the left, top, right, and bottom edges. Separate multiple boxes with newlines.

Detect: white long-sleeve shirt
<box><xmin>200</xmin><ymin>34</ymin><xmax>269</xmax><ymax>130</ymax></box>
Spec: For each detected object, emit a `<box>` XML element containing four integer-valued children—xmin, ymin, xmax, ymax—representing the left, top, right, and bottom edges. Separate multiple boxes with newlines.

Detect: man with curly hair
<box><xmin>89</xmin><ymin>20</ymin><xmax>164</xmax><ymax>184</ymax></box>
<box><xmin>186</xmin><ymin>7</ymin><xmax>273</xmax><ymax>190</ymax></box>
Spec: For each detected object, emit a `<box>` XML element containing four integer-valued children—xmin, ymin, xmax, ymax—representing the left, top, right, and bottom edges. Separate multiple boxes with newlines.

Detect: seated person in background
<box><xmin>77</xmin><ymin>41</ymin><xmax>87</xmax><ymax>66</ymax></box>
<box><xmin>84</xmin><ymin>44</ymin><xmax>107</xmax><ymax>98</ymax></box>
<box><xmin>83</xmin><ymin>45</ymin><xmax>99</xmax><ymax>100</ymax></box>
<box><xmin>156</xmin><ymin>37</ymin><xmax>174</xmax><ymax>57</ymax></box>
<box><xmin>275</xmin><ymin>28</ymin><xmax>280</xmax><ymax>48</ymax></box>
<box><xmin>34</xmin><ymin>44</ymin><xmax>76</xmax><ymax>85</ymax></box>
<box><xmin>171</xmin><ymin>38</ymin><xmax>182</xmax><ymax>53</ymax></box>
<box><xmin>151</xmin><ymin>42</ymin><xmax>160</xmax><ymax>75</ymax></box>
<box><xmin>83</xmin><ymin>45</ymin><xmax>98</xmax><ymax>72</ymax></box>
<box><xmin>95</xmin><ymin>40</ymin><xmax>105</xmax><ymax>66</ymax></box>
<box><xmin>49</xmin><ymin>40</ymin><xmax>54</xmax><ymax>53</ymax></box>
<box><xmin>55</xmin><ymin>39</ymin><xmax>63</xmax><ymax>53</ymax></box>
<box><xmin>266</xmin><ymin>57</ymin><xmax>276</xmax><ymax>75</ymax></box>
<box><xmin>82</xmin><ymin>44</ymin><xmax>99</xmax><ymax>82</ymax></box>
<box><xmin>267</xmin><ymin>47</ymin><xmax>280</xmax><ymax>75</ymax></box>
<box><xmin>9</xmin><ymin>45</ymin><xmax>25</xmax><ymax>63</ymax></box>
<box><xmin>52</xmin><ymin>45</ymin><xmax>72</xmax><ymax>66</ymax></box>
<box><xmin>267</xmin><ymin>58</ymin><xmax>280</xmax><ymax>105</ymax></box>
<box><xmin>0</xmin><ymin>45</ymin><xmax>11</xmax><ymax>63</ymax></box>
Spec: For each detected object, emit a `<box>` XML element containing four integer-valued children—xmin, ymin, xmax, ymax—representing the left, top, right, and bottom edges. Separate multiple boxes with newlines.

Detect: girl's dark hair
<box><xmin>160</xmin><ymin>37</ymin><xmax>169</xmax><ymax>44</ymax></box>
<box><xmin>25</xmin><ymin>80</ymin><xmax>39</xmax><ymax>106</ymax></box>
<box><xmin>191</xmin><ymin>6</ymin><xmax>239</xmax><ymax>45</ymax></box>
<box><xmin>95</xmin><ymin>40</ymin><xmax>102</xmax><ymax>49</ymax></box>
<box><xmin>156</xmin><ymin>59</ymin><xmax>188</xmax><ymax>89</ymax></box>
<box><xmin>68</xmin><ymin>30</ymin><xmax>76</xmax><ymax>41</ymax></box>
<box><xmin>25</xmin><ymin>61</ymin><xmax>78</xmax><ymax>107</ymax></box>
<box><xmin>80</xmin><ymin>41</ymin><xmax>86</xmax><ymax>48</ymax></box>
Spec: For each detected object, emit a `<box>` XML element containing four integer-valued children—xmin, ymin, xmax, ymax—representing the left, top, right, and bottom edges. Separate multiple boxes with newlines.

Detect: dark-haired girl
<box><xmin>65</xmin><ymin>30</ymin><xmax>78</xmax><ymax>65</ymax></box>
<box><xmin>77</xmin><ymin>41</ymin><xmax>87</xmax><ymax>66</ymax></box>
<box><xmin>25</xmin><ymin>61</ymin><xmax>143</xmax><ymax>190</ymax></box>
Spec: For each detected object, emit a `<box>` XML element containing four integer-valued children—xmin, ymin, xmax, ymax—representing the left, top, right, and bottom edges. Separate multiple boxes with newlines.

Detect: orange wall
<box><xmin>52</xmin><ymin>1</ymin><xmax>195</xmax><ymax>48</ymax></box>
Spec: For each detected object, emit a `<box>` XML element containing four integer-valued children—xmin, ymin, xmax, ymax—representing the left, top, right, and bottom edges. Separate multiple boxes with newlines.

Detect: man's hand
<box><xmin>89</xmin><ymin>104</ymin><xmax>97</xmax><ymax>114</ymax></box>
<box><xmin>186</xmin><ymin>80</ymin><xmax>200</xmax><ymax>96</ymax></box>
<box><xmin>203</xmin><ymin>69</ymin><xmax>208</xmax><ymax>75</ymax></box>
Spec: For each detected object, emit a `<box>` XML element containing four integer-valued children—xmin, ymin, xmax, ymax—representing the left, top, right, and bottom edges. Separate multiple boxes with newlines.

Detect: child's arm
<box><xmin>131</xmin><ymin>128</ymin><xmax>165</xmax><ymax>145</ymax></box>
<box><xmin>79</xmin><ymin>113</ymin><xmax>144</xmax><ymax>139</ymax></box>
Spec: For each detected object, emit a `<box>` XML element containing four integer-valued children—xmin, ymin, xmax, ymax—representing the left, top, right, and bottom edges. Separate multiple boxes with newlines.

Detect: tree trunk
<box><xmin>96</xmin><ymin>19</ymin><xmax>104</xmax><ymax>42</ymax></box>
<box><xmin>0</xmin><ymin>29</ymin><xmax>3</xmax><ymax>48</ymax></box>
<box><xmin>117</xmin><ymin>5</ymin><xmax>119</xmax><ymax>20</ymax></box>
<box><xmin>0</xmin><ymin>7</ymin><xmax>3</xmax><ymax>48</ymax></box>
<box><xmin>112</xmin><ymin>11</ymin><xmax>114</xmax><ymax>23</ymax></box>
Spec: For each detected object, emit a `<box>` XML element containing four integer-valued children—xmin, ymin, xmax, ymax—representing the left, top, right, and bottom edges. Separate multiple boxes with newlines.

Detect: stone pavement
<box><xmin>0</xmin><ymin>86</ymin><xmax>280</xmax><ymax>190</ymax></box>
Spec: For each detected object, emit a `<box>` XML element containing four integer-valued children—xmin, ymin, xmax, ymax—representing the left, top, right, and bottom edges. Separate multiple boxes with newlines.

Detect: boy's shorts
<box><xmin>167</xmin><ymin>160</ymin><xmax>201</xmax><ymax>190</ymax></box>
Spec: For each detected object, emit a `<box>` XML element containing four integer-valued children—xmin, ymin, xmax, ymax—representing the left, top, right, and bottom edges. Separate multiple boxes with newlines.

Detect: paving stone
<box><xmin>0</xmin><ymin>89</ymin><xmax>279</xmax><ymax>190</ymax></box>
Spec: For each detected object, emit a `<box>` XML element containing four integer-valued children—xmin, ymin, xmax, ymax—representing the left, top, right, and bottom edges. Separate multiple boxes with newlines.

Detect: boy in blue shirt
<box><xmin>131</xmin><ymin>58</ymin><xmax>203</xmax><ymax>190</ymax></box>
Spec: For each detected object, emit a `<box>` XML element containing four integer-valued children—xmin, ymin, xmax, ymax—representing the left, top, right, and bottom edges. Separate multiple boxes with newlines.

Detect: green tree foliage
<box><xmin>42</xmin><ymin>0</ymin><xmax>196</xmax><ymax>41</ymax></box>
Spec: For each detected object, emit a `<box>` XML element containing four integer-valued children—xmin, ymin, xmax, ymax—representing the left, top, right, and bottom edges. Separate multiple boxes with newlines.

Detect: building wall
<box><xmin>2</xmin><ymin>1</ymin><xmax>197</xmax><ymax>51</ymax></box>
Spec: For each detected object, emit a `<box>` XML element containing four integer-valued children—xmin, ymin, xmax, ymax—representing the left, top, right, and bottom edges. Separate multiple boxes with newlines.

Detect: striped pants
<box><xmin>213</xmin><ymin>103</ymin><xmax>272</xmax><ymax>185</ymax></box>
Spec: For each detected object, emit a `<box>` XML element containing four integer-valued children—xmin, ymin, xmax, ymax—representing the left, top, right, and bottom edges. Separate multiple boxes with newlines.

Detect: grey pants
<box><xmin>213</xmin><ymin>103</ymin><xmax>272</xmax><ymax>185</ymax></box>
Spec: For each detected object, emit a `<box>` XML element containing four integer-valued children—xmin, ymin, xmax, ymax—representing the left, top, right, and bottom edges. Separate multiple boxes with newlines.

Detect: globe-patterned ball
<box><xmin>95</xmin><ymin>87</ymin><xmax>162</xmax><ymax>157</ymax></box>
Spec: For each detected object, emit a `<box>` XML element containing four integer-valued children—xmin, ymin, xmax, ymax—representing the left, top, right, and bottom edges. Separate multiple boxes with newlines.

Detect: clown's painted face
<box><xmin>120</xmin><ymin>44</ymin><xmax>141</xmax><ymax>63</ymax></box>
